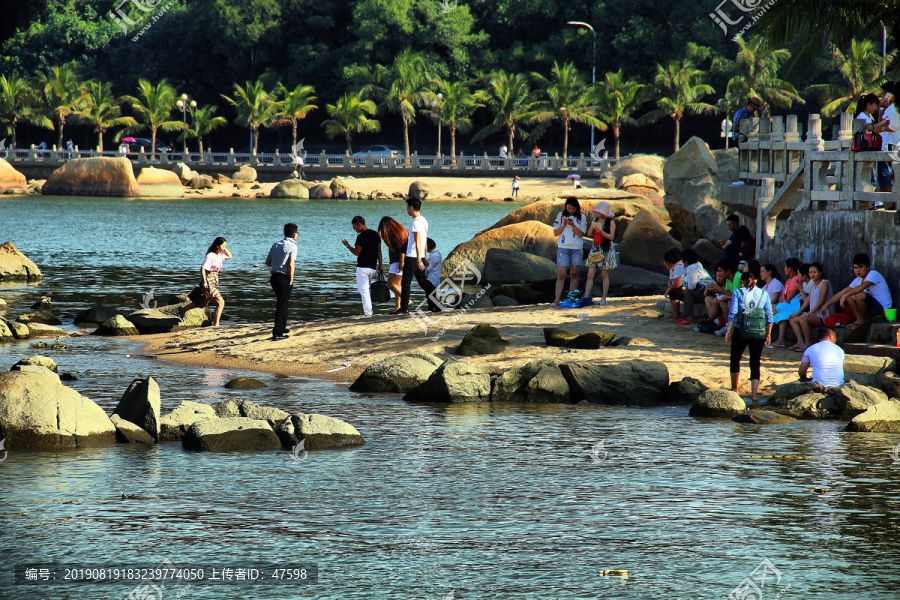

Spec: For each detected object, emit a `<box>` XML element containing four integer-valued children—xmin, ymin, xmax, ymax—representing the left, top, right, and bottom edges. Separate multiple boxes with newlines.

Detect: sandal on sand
<box><xmin>675</xmin><ymin>319</ymin><xmax>690</xmax><ymax>325</ymax></box>
<box><xmin>766</xmin><ymin>343</ymin><xmax>786</xmax><ymax>348</ymax></box>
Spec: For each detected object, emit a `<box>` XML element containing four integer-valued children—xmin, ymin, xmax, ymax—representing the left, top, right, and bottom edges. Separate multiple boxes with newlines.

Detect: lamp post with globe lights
<box><xmin>176</xmin><ymin>94</ymin><xmax>197</xmax><ymax>156</ymax></box>
<box><xmin>431</xmin><ymin>92</ymin><xmax>443</xmax><ymax>164</ymax></box>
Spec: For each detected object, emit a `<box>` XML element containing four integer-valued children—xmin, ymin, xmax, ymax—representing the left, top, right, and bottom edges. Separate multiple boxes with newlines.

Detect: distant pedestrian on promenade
<box><xmin>499</xmin><ymin>145</ymin><xmax>508</xmax><ymax>158</ymax></box>
<box><xmin>378</xmin><ymin>216</ymin><xmax>409</xmax><ymax>313</ymax></box>
<box><xmin>724</xmin><ymin>270</ymin><xmax>773</xmax><ymax>401</ymax></box>
<box><xmin>342</xmin><ymin>216</ymin><xmax>382</xmax><ymax>317</ymax></box>
<box><xmin>551</xmin><ymin>197</ymin><xmax>587</xmax><ymax>307</ymax></box>
<box><xmin>512</xmin><ymin>176</ymin><xmax>519</xmax><ymax>197</ymax></box>
<box><xmin>265</xmin><ymin>223</ymin><xmax>298</xmax><ymax>340</ymax></box>
<box><xmin>732</xmin><ymin>97</ymin><xmax>761</xmax><ymax>143</ymax></box>
<box><xmin>180</xmin><ymin>236</ymin><xmax>232</xmax><ymax>327</ymax></box>
<box><xmin>292</xmin><ymin>152</ymin><xmax>305</xmax><ymax>179</ymax></box>
<box><xmin>397</xmin><ymin>198</ymin><xmax>438</xmax><ymax>314</ymax></box>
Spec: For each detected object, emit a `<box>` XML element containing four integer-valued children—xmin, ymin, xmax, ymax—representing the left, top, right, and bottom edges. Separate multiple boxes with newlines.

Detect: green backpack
<box><xmin>740</xmin><ymin>287</ymin><xmax>768</xmax><ymax>340</ymax></box>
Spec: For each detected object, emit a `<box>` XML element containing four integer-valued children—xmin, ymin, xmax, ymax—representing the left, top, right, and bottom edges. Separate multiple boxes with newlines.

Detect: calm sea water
<box><xmin>1</xmin><ymin>197</ymin><xmax>900</xmax><ymax>600</ymax></box>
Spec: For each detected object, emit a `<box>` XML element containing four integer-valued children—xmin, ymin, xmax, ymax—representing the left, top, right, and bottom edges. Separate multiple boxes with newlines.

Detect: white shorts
<box><xmin>389</xmin><ymin>262</ymin><xmax>401</xmax><ymax>275</ymax></box>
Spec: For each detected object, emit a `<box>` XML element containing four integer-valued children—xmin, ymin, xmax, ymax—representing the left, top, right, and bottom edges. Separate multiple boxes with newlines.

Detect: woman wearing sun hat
<box><xmin>582</xmin><ymin>201</ymin><xmax>617</xmax><ymax>306</ymax></box>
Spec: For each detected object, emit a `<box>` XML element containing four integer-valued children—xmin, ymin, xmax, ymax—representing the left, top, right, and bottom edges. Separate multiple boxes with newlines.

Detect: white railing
<box><xmin>4</xmin><ymin>146</ymin><xmax>616</xmax><ymax>173</ymax></box>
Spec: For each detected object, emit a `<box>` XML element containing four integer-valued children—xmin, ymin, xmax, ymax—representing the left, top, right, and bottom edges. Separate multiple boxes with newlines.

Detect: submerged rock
<box><xmin>771</xmin><ymin>392</ymin><xmax>840</xmax><ymax>419</ymax></box>
<box><xmin>74</xmin><ymin>306</ymin><xmax>121</xmax><ymax>326</ymax></box>
<box><xmin>275</xmin><ymin>413</ymin><xmax>366</xmax><ymax>449</ymax></box>
<box><xmin>93</xmin><ymin>315</ymin><xmax>139</xmax><ymax>336</ymax></box>
<box><xmin>16</xmin><ymin>312</ymin><xmax>62</xmax><ymax>326</ymax></box>
<box><xmin>664</xmin><ymin>377</ymin><xmax>709</xmax><ymax>403</ymax></box>
<box><xmin>561</xmin><ymin>360</ymin><xmax>669</xmax><ymax>405</ymax></box>
<box><xmin>224</xmin><ymin>377</ymin><xmax>267</xmax><ymax>389</ymax></box>
<box><xmin>732</xmin><ymin>410</ymin><xmax>797</xmax><ymax>424</ymax></box>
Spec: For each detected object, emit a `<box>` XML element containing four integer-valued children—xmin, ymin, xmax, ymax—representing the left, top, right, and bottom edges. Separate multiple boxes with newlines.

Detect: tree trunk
<box><xmin>674</xmin><ymin>117</ymin><xmax>680</xmax><ymax>152</ymax></box>
<box><xmin>614</xmin><ymin>123</ymin><xmax>621</xmax><ymax>159</ymax></box>
<box><xmin>57</xmin><ymin>114</ymin><xmax>64</xmax><ymax>149</ymax></box>
<box><xmin>11</xmin><ymin>119</ymin><xmax>16</xmax><ymax>149</ymax></box>
<box><xmin>450</xmin><ymin>125</ymin><xmax>457</xmax><ymax>164</ymax></box>
<box><xmin>562</xmin><ymin>116</ymin><xmax>569</xmax><ymax>161</ymax></box>
<box><xmin>345</xmin><ymin>131</ymin><xmax>352</xmax><ymax>154</ymax></box>
<box><xmin>252</xmin><ymin>127</ymin><xmax>259</xmax><ymax>155</ymax></box>
<box><xmin>199</xmin><ymin>137</ymin><xmax>205</xmax><ymax>155</ymax></box>
<box><xmin>507</xmin><ymin>127</ymin><xmax>514</xmax><ymax>157</ymax></box>
<box><xmin>292</xmin><ymin>119</ymin><xmax>298</xmax><ymax>152</ymax></box>
<box><xmin>151</xmin><ymin>128</ymin><xmax>157</xmax><ymax>157</ymax></box>
<box><xmin>402</xmin><ymin>115</ymin><xmax>410</xmax><ymax>162</ymax></box>
<box><xmin>97</xmin><ymin>127</ymin><xmax>104</xmax><ymax>153</ymax></box>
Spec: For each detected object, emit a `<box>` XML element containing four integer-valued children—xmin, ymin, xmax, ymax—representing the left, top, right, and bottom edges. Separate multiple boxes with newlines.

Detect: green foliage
<box><xmin>35</xmin><ymin>63</ymin><xmax>87</xmax><ymax>149</ymax></box>
<box><xmin>421</xmin><ymin>78</ymin><xmax>483</xmax><ymax>159</ymax></box>
<box><xmin>274</xmin><ymin>83</ymin><xmax>317</xmax><ymax>150</ymax></box>
<box><xmin>221</xmin><ymin>80</ymin><xmax>278</xmax><ymax>154</ymax></box>
<box><xmin>181</xmin><ymin>105</ymin><xmax>227</xmax><ymax>154</ymax></box>
<box><xmin>321</xmin><ymin>92</ymin><xmax>380</xmax><ymax>153</ymax></box>
<box><xmin>77</xmin><ymin>80</ymin><xmax>137</xmax><ymax>151</ymax></box>
<box><xmin>805</xmin><ymin>39</ymin><xmax>895</xmax><ymax>116</ymax></box>
<box><xmin>123</xmin><ymin>78</ymin><xmax>186</xmax><ymax>155</ymax></box>
<box><xmin>0</xmin><ymin>74</ymin><xmax>45</xmax><ymax>147</ymax></box>
<box><xmin>473</xmin><ymin>71</ymin><xmax>537</xmax><ymax>155</ymax></box>
<box><xmin>592</xmin><ymin>70</ymin><xmax>645</xmax><ymax>159</ymax></box>
<box><xmin>530</xmin><ymin>62</ymin><xmax>603</xmax><ymax>159</ymax></box>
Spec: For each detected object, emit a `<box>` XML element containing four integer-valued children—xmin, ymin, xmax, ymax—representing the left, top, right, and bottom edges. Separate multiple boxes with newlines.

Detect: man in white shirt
<box><xmin>821</xmin><ymin>253</ymin><xmax>893</xmax><ymax>327</ymax></box>
<box><xmin>397</xmin><ymin>198</ymin><xmax>438</xmax><ymax>314</ymax></box>
<box><xmin>799</xmin><ymin>327</ymin><xmax>845</xmax><ymax>388</ymax></box>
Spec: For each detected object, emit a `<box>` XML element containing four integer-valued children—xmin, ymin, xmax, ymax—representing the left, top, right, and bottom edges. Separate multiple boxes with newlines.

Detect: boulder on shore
<box><xmin>127</xmin><ymin>304</ymin><xmax>209</xmax><ymax>334</ymax></box>
<box><xmin>612</xmin><ymin>154</ymin><xmax>665</xmax><ymax>187</ymax></box>
<box><xmin>26</xmin><ymin>323</ymin><xmax>66</xmax><ymax>338</ymax></box>
<box><xmin>42</xmin><ymin>157</ymin><xmax>141</xmax><ymax>196</ymax></box>
<box><xmin>442</xmin><ymin>221</ymin><xmax>557</xmax><ymax>281</ymax></box>
<box><xmin>211</xmin><ymin>399</ymin><xmax>289</xmax><ymax>429</ymax></box>
<box><xmin>0</xmin><ymin>158</ymin><xmax>28</xmax><ymax>193</ymax></box>
<box><xmin>0</xmin><ymin>370</ymin><xmax>115</xmax><ymax>449</ymax></box>
<box><xmin>11</xmin><ymin>356</ymin><xmax>58</xmax><ymax>373</ymax></box>
<box><xmin>482</xmin><ymin>248</ymin><xmax>558</xmax><ymax>283</ymax></box>
<box><xmin>74</xmin><ymin>306</ymin><xmax>120</xmax><ymax>326</ymax></box>
<box><xmin>0</xmin><ymin>242</ymin><xmax>43</xmax><ymax>282</ymax></box>
<box><xmin>834</xmin><ymin>380</ymin><xmax>889</xmax><ymax>420</ymax></box>
<box><xmin>561</xmin><ymin>360</ymin><xmax>669</xmax><ymax>405</ymax></box>
<box><xmin>403</xmin><ymin>359</ymin><xmax>492</xmax><ymax>403</ymax></box>
<box><xmin>331</xmin><ymin>177</ymin><xmax>351</xmax><ymax>199</ymax></box>
<box><xmin>111</xmin><ymin>414</ymin><xmax>155</xmax><ymax>443</ymax></box>
<box><xmin>544</xmin><ymin>327</ymin><xmax>578</xmax><ymax>347</ymax></box>
<box><xmin>662</xmin><ymin>137</ymin><xmax>730</xmax><ymax>246</ymax></box>
<box><xmin>846</xmin><ymin>400</ymin><xmax>900</xmax><ymax>432</ymax></box>
<box><xmin>349</xmin><ymin>352</ymin><xmax>443</xmax><ymax>393</ymax></box>
<box><xmin>136</xmin><ymin>166</ymin><xmax>184</xmax><ymax>197</ymax></box>
<box><xmin>232</xmin><ymin>165</ymin><xmax>257</xmax><ymax>183</ymax></box>
<box><xmin>16</xmin><ymin>312</ymin><xmax>62</xmax><ymax>325</ymax></box>
<box><xmin>616</xmin><ymin>209</ymin><xmax>681</xmax><ymax>274</ymax></box>
<box><xmin>270</xmin><ymin>179</ymin><xmax>310</xmax><ymax>200</ymax></box>
<box><xmin>689</xmin><ymin>389</ymin><xmax>746</xmax><ymax>418</ymax></box>
<box><xmin>771</xmin><ymin>392</ymin><xmax>840</xmax><ymax>419</ymax></box>
<box><xmin>564</xmin><ymin>331</ymin><xmax>615</xmax><ymax>349</ymax></box>
<box><xmin>492</xmin><ymin>359</ymin><xmax>570</xmax><ymax>403</ymax></box>
<box><xmin>93</xmin><ymin>314</ymin><xmax>139</xmax><ymax>336</ymax></box>
<box><xmin>182</xmin><ymin>417</ymin><xmax>281</xmax><ymax>451</ymax></box>
<box><xmin>113</xmin><ymin>377</ymin><xmax>161</xmax><ymax>442</ymax></box>
<box><xmin>664</xmin><ymin>377</ymin><xmax>709</xmax><ymax>403</ymax></box>
<box><xmin>275</xmin><ymin>413</ymin><xmax>366</xmax><ymax>449</ymax></box>
<box><xmin>455</xmin><ymin>323</ymin><xmax>510</xmax><ymax>356</ymax></box>
<box><xmin>409</xmin><ymin>180</ymin><xmax>432</xmax><ymax>200</ymax></box>
<box><xmin>309</xmin><ymin>184</ymin><xmax>333</xmax><ymax>199</ymax></box>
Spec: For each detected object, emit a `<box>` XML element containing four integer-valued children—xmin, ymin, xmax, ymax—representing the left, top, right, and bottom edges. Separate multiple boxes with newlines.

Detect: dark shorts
<box><xmin>876</xmin><ymin>161</ymin><xmax>894</xmax><ymax>189</ymax></box>
<box><xmin>866</xmin><ymin>294</ymin><xmax>887</xmax><ymax>317</ymax></box>
<box><xmin>667</xmin><ymin>287</ymin><xmax>685</xmax><ymax>301</ymax></box>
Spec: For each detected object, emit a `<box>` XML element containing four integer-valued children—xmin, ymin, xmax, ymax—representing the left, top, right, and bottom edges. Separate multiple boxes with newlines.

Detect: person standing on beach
<box><xmin>179</xmin><ymin>236</ymin><xmax>232</xmax><ymax>327</ymax></box>
<box><xmin>342</xmin><ymin>216</ymin><xmax>382</xmax><ymax>317</ymax></box>
<box><xmin>512</xmin><ymin>176</ymin><xmax>519</xmax><ymax>198</ymax></box>
<box><xmin>724</xmin><ymin>270</ymin><xmax>773</xmax><ymax>401</ymax></box>
<box><xmin>551</xmin><ymin>197</ymin><xmax>587</xmax><ymax>307</ymax></box>
<box><xmin>582</xmin><ymin>201</ymin><xmax>616</xmax><ymax>306</ymax></box>
<box><xmin>397</xmin><ymin>198</ymin><xmax>438</xmax><ymax>314</ymax></box>
<box><xmin>265</xmin><ymin>223</ymin><xmax>298</xmax><ymax>340</ymax></box>
<box><xmin>377</xmin><ymin>216</ymin><xmax>409</xmax><ymax>313</ymax></box>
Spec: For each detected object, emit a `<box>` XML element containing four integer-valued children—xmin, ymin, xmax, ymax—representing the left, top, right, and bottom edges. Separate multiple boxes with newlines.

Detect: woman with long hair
<box><xmin>582</xmin><ymin>201</ymin><xmax>617</xmax><ymax>306</ymax></box>
<box><xmin>179</xmin><ymin>236</ymin><xmax>232</xmax><ymax>326</ymax></box>
<box><xmin>724</xmin><ymin>270</ymin><xmax>773</xmax><ymax>402</ymax></box>
<box><xmin>788</xmin><ymin>261</ymin><xmax>834</xmax><ymax>352</ymax></box>
<box><xmin>760</xmin><ymin>263</ymin><xmax>784</xmax><ymax>305</ymax></box>
<box><xmin>551</xmin><ymin>197</ymin><xmax>587</xmax><ymax>307</ymax></box>
<box><xmin>377</xmin><ymin>216</ymin><xmax>409</xmax><ymax>312</ymax></box>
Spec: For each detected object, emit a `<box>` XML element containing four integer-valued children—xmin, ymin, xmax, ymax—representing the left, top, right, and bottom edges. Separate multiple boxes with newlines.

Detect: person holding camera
<box><xmin>551</xmin><ymin>197</ymin><xmax>587</xmax><ymax>307</ymax></box>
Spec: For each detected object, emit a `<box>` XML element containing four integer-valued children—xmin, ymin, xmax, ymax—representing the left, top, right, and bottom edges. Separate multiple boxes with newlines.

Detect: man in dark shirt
<box><xmin>342</xmin><ymin>215</ymin><xmax>382</xmax><ymax>316</ymax></box>
<box><xmin>732</xmin><ymin>97</ymin><xmax>761</xmax><ymax>143</ymax></box>
<box><xmin>721</xmin><ymin>214</ymin><xmax>755</xmax><ymax>268</ymax></box>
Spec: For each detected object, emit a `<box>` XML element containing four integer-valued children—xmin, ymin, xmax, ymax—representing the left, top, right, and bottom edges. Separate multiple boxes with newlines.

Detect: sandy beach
<box><xmin>137</xmin><ymin>298</ymin><xmax>801</xmax><ymax>397</ymax></box>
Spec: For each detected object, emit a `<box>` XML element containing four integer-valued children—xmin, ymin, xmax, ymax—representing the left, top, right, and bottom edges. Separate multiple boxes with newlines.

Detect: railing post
<box><xmin>804</xmin><ymin>114</ymin><xmax>825</xmax><ymax>209</ymax></box>
<box><xmin>757</xmin><ymin>177</ymin><xmax>775</xmax><ymax>251</ymax></box>
<box><xmin>747</xmin><ymin>117</ymin><xmax>760</xmax><ymax>177</ymax></box>
<box><xmin>758</xmin><ymin>116</ymin><xmax>771</xmax><ymax>176</ymax></box>
<box><xmin>839</xmin><ymin>112</ymin><xmax>854</xmax><ymax>149</ymax></box>
<box><xmin>228</xmin><ymin>149</ymin><xmax>235</xmax><ymax>167</ymax></box>
<box><xmin>412</xmin><ymin>151</ymin><xmax>419</xmax><ymax>168</ymax></box>
<box><xmin>771</xmin><ymin>115</ymin><xmax>785</xmax><ymax>179</ymax></box>
<box><xmin>320</xmin><ymin>150</ymin><xmax>326</xmax><ymax>168</ymax></box>
<box><xmin>578</xmin><ymin>153</ymin><xmax>585</xmax><ymax>172</ymax></box>
<box><xmin>343</xmin><ymin>151</ymin><xmax>350</xmax><ymax>168</ymax></box>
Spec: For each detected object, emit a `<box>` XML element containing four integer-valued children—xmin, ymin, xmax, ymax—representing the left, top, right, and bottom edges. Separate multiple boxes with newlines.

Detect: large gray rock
<box><xmin>0</xmin><ymin>241</ymin><xmax>43</xmax><ymax>282</ymax></box>
<box><xmin>561</xmin><ymin>360</ymin><xmax>669</xmax><ymax>405</ymax></box>
<box><xmin>662</xmin><ymin>137</ymin><xmax>731</xmax><ymax>246</ymax></box>
<box><xmin>408</xmin><ymin>180</ymin><xmax>432</xmax><ymax>200</ymax></box>
<box><xmin>8</xmin><ymin>365</ymin><xmax>58</xmax><ymax>378</ymax></box>
<box><xmin>113</xmin><ymin>377</ymin><xmax>161</xmax><ymax>442</ymax></box>
<box><xmin>772</xmin><ymin>392</ymin><xmax>840</xmax><ymax>419</ymax></box>
<box><xmin>492</xmin><ymin>359</ymin><xmax>570</xmax><ymax>403</ymax></box>
<box><xmin>349</xmin><ymin>353</ymin><xmax>443</xmax><ymax>393</ymax></box>
<box><xmin>834</xmin><ymin>381</ymin><xmax>889</xmax><ymax>420</ymax></box>
<box><xmin>111</xmin><ymin>414</ymin><xmax>155</xmax><ymax>443</ymax></box>
<box><xmin>483</xmin><ymin>248</ymin><xmax>558</xmax><ymax>283</ymax></box>
<box><xmin>93</xmin><ymin>315</ymin><xmax>139</xmax><ymax>336</ymax></box>
<box><xmin>491</xmin><ymin>295</ymin><xmax>519</xmax><ymax>307</ymax></box>
<box><xmin>182</xmin><ymin>417</ymin><xmax>281</xmax><ymax>451</ymax></box>
<box><xmin>330</xmin><ymin>177</ymin><xmax>351</xmax><ymax>199</ymax></box>
<box><xmin>733</xmin><ymin>410</ymin><xmax>798</xmax><ymax>424</ymax></box>
<box><xmin>767</xmin><ymin>381</ymin><xmax>826</xmax><ymax>405</ymax></box>
<box><xmin>843</xmin><ymin>355</ymin><xmax>896</xmax><ymax>375</ymax></box>
<box><xmin>441</xmin><ymin>222</ymin><xmax>558</xmax><ymax>282</ymax></box>
<box><xmin>403</xmin><ymin>359</ymin><xmax>492</xmax><ymax>403</ymax></box>
<box><xmin>270</xmin><ymin>179</ymin><xmax>310</xmax><ymax>199</ymax></box>
<box><xmin>603</xmin><ymin>265</ymin><xmax>668</xmax><ymax>296</ymax></box>
<box><xmin>26</xmin><ymin>323</ymin><xmax>66</xmax><ymax>338</ymax></box>
<box><xmin>275</xmin><ymin>413</ymin><xmax>366</xmax><ymax>449</ymax></box>
<box><xmin>664</xmin><ymin>377</ymin><xmax>709</xmax><ymax>403</ymax></box>
<box><xmin>211</xmin><ymin>399</ymin><xmax>289</xmax><ymax>428</ymax></box>
<box><xmin>309</xmin><ymin>184</ymin><xmax>333</xmax><ymax>199</ymax></box>
<box><xmin>0</xmin><ymin>320</ymin><xmax>13</xmax><ymax>341</ymax></box>
<box><xmin>564</xmin><ymin>331</ymin><xmax>615</xmax><ymax>349</ymax></box>
<box><xmin>612</xmin><ymin>154</ymin><xmax>665</xmax><ymax>187</ymax></box>
<box><xmin>846</xmin><ymin>401</ymin><xmax>900</xmax><ymax>432</ymax></box>
<box><xmin>490</xmin><ymin>283</ymin><xmax>554</xmax><ymax>305</ymax></box>
<box><xmin>689</xmin><ymin>389</ymin><xmax>746</xmax><ymax>418</ymax></box>
<box><xmin>74</xmin><ymin>306</ymin><xmax>120</xmax><ymax>326</ymax></box>
<box><xmin>16</xmin><ymin>312</ymin><xmax>62</xmax><ymax>325</ymax></box>
<box><xmin>0</xmin><ymin>370</ymin><xmax>115</xmax><ymax>449</ymax></box>
<box><xmin>159</xmin><ymin>400</ymin><xmax>217</xmax><ymax>441</ymax></box>
<box><xmin>617</xmin><ymin>209</ymin><xmax>681</xmax><ymax>274</ymax></box>
<box><xmin>232</xmin><ymin>165</ymin><xmax>258</xmax><ymax>183</ymax></box>
<box><xmin>128</xmin><ymin>304</ymin><xmax>209</xmax><ymax>334</ymax></box>
<box><xmin>455</xmin><ymin>324</ymin><xmax>510</xmax><ymax>356</ymax></box>
<box><xmin>11</xmin><ymin>356</ymin><xmax>58</xmax><ymax>373</ymax></box>
<box><xmin>5</xmin><ymin>320</ymin><xmax>29</xmax><ymax>339</ymax></box>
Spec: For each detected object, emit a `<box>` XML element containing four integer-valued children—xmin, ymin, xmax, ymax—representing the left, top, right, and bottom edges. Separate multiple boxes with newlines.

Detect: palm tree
<box><xmin>0</xmin><ymin>74</ymin><xmax>44</xmax><ymax>149</ymax></box>
<box><xmin>77</xmin><ymin>81</ymin><xmax>137</xmax><ymax>152</ymax></box>
<box><xmin>473</xmin><ymin>71</ymin><xmax>537</xmax><ymax>155</ymax></box>
<box><xmin>531</xmin><ymin>62</ymin><xmax>605</xmax><ymax>160</ymax></box>
<box><xmin>123</xmin><ymin>79</ymin><xmax>187</xmax><ymax>156</ymax></box>
<box><xmin>422</xmin><ymin>79</ymin><xmax>483</xmax><ymax>163</ymax></box>
<box><xmin>180</xmin><ymin>105</ymin><xmax>227</xmax><ymax>154</ymax></box>
<box><xmin>640</xmin><ymin>57</ymin><xmax>717</xmax><ymax>152</ymax></box>
<box><xmin>805</xmin><ymin>39</ymin><xmax>895</xmax><ymax>116</ymax></box>
<box><xmin>274</xmin><ymin>83</ymin><xmax>317</xmax><ymax>151</ymax></box>
<box><xmin>35</xmin><ymin>64</ymin><xmax>86</xmax><ymax>149</ymax></box>
<box><xmin>719</xmin><ymin>35</ymin><xmax>804</xmax><ymax>119</ymax></box>
<box><xmin>222</xmin><ymin>80</ymin><xmax>278</xmax><ymax>155</ymax></box>
<box><xmin>592</xmin><ymin>70</ymin><xmax>644</xmax><ymax>159</ymax></box>
<box><xmin>382</xmin><ymin>48</ymin><xmax>431</xmax><ymax>160</ymax></box>
<box><xmin>321</xmin><ymin>92</ymin><xmax>380</xmax><ymax>153</ymax></box>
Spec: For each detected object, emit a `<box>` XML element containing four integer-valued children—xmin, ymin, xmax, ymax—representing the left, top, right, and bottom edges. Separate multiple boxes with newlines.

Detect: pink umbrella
<box><xmin>566</xmin><ymin>174</ymin><xmax>581</xmax><ymax>179</ymax></box>
<box><xmin>122</xmin><ymin>137</ymin><xmax>137</xmax><ymax>143</ymax></box>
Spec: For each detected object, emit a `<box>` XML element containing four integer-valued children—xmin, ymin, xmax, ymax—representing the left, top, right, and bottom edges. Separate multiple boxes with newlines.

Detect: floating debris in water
<box><xmin>811</xmin><ymin>488</ymin><xmax>830</xmax><ymax>493</ymax></box>
<box><xmin>600</xmin><ymin>569</ymin><xmax>630</xmax><ymax>578</ymax></box>
<box><xmin>30</xmin><ymin>337</ymin><xmax>68</xmax><ymax>351</ymax></box>
<box><xmin>743</xmin><ymin>455</ymin><xmax>813</xmax><ymax>460</ymax></box>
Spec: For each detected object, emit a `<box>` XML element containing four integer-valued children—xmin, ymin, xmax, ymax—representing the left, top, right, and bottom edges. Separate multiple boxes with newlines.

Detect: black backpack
<box><xmin>697</xmin><ymin>317</ymin><xmax>717</xmax><ymax>334</ymax></box>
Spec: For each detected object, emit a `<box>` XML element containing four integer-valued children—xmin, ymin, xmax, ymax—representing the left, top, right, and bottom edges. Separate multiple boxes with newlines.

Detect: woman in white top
<box><xmin>760</xmin><ymin>263</ymin><xmax>784</xmax><ymax>305</ymax></box>
<box><xmin>551</xmin><ymin>197</ymin><xmax>587</xmax><ymax>307</ymax></box>
<box><xmin>788</xmin><ymin>261</ymin><xmax>834</xmax><ymax>352</ymax></box>
<box><xmin>179</xmin><ymin>236</ymin><xmax>232</xmax><ymax>326</ymax></box>
<box><xmin>856</xmin><ymin>93</ymin><xmax>892</xmax><ymax>198</ymax></box>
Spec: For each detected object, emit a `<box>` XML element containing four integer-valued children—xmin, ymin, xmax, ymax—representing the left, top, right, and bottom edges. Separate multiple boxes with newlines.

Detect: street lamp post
<box><xmin>432</xmin><ymin>92</ymin><xmax>443</xmax><ymax>164</ymax></box>
<box><xmin>567</xmin><ymin>21</ymin><xmax>596</xmax><ymax>156</ymax></box>
<box><xmin>176</xmin><ymin>93</ymin><xmax>197</xmax><ymax>156</ymax></box>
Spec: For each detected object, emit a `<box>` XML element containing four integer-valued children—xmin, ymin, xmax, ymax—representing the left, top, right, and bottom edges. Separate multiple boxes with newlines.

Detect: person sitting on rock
<box><xmin>663</xmin><ymin>248</ymin><xmax>686</xmax><ymax>322</ymax></box>
<box><xmin>703</xmin><ymin>258</ymin><xmax>741</xmax><ymax>336</ymax></box>
<box><xmin>799</xmin><ymin>326</ymin><xmax>844</xmax><ymax>387</ymax></box>
<box><xmin>821</xmin><ymin>253</ymin><xmax>893</xmax><ymax>327</ymax></box>
<box><xmin>680</xmin><ymin>248</ymin><xmax>713</xmax><ymax>326</ymax></box>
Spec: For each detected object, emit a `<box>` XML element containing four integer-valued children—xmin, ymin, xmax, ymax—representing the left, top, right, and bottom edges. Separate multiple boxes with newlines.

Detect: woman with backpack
<box><xmin>724</xmin><ymin>270</ymin><xmax>774</xmax><ymax>402</ymax></box>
